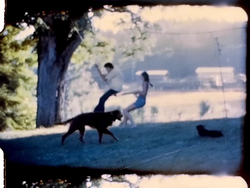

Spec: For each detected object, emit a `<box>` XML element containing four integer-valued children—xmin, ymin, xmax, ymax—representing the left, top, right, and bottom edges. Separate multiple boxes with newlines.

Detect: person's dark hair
<box><xmin>104</xmin><ymin>62</ymin><xmax>114</xmax><ymax>69</ymax></box>
<box><xmin>141</xmin><ymin>71</ymin><xmax>153</xmax><ymax>87</ymax></box>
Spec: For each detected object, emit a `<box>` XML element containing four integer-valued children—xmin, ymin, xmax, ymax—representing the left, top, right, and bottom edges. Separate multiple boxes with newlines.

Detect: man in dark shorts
<box><xmin>94</xmin><ymin>62</ymin><xmax>123</xmax><ymax>112</ymax></box>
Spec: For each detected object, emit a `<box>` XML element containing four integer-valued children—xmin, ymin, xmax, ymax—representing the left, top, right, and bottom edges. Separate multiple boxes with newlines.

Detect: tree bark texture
<box><xmin>36</xmin><ymin>17</ymin><xmax>86</xmax><ymax>127</ymax></box>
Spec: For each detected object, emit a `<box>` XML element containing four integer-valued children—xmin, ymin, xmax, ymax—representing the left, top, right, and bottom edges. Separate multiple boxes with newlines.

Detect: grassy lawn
<box><xmin>0</xmin><ymin>116</ymin><xmax>243</xmax><ymax>175</ymax></box>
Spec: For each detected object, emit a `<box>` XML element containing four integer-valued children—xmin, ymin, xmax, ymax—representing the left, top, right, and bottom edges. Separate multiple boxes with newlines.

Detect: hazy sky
<box><xmin>92</xmin><ymin>5</ymin><xmax>248</xmax><ymax>33</ymax></box>
<box><xmin>11</xmin><ymin>5</ymin><xmax>248</xmax><ymax>40</ymax></box>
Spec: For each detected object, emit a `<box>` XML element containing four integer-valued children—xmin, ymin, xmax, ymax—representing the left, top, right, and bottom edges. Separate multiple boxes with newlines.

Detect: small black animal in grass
<box><xmin>196</xmin><ymin>125</ymin><xmax>223</xmax><ymax>138</ymax></box>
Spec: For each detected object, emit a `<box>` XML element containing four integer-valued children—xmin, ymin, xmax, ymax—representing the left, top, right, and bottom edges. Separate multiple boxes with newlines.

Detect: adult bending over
<box><xmin>120</xmin><ymin>71</ymin><xmax>153</xmax><ymax>127</ymax></box>
<box><xmin>94</xmin><ymin>63</ymin><xmax>123</xmax><ymax>112</ymax></box>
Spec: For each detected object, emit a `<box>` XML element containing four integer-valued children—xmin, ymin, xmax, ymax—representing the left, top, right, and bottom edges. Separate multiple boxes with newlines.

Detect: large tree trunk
<box><xmin>36</xmin><ymin>18</ymin><xmax>86</xmax><ymax>128</ymax></box>
<box><xmin>55</xmin><ymin>78</ymin><xmax>66</xmax><ymax>122</ymax></box>
<box><xmin>36</xmin><ymin>30</ymin><xmax>58</xmax><ymax>127</ymax></box>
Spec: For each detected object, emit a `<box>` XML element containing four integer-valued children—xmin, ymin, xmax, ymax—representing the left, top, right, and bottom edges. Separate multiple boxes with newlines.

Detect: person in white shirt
<box><xmin>94</xmin><ymin>62</ymin><xmax>123</xmax><ymax>112</ymax></box>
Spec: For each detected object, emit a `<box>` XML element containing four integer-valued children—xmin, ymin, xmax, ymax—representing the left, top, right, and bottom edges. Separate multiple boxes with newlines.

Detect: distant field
<box><xmin>78</xmin><ymin>90</ymin><xmax>246</xmax><ymax>108</ymax></box>
<box><xmin>64</xmin><ymin>90</ymin><xmax>246</xmax><ymax>126</ymax></box>
<box><xmin>108</xmin><ymin>90</ymin><xmax>246</xmax><ymax>106</ymax></box>
<box><xmin>104</xmin><ymin>91</ymin><xmax>245</xmax><ymax>124</ymax></box>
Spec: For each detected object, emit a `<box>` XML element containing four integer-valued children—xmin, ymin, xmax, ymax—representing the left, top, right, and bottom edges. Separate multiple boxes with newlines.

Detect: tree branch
<box><xmin>65</xmin><ymin>32</ymin><xmax>82</xmax><ymax>57</ymax></box>
<box><xmin>65</xmin><ymin>74</ymin><xmax>81</xmax><ymax>83</ymax></box>
<box><xmin>56</xmin><ymin>31</ymin><xmax>82</xmax><ymax>82</ymax></box>
<box><xmin>54</xmin><ymin>30</ymin><xmax>83</xmax><ymax>122</ymax></box>
<box><xmin>60</xmin><ymin>14</ymin><xmax>88</xmax><ymax>63</ymax></box>
<box><xmin>103</xmin><ymin>6</ymin><xmax>144</xmax><ymax>39</ymax></box>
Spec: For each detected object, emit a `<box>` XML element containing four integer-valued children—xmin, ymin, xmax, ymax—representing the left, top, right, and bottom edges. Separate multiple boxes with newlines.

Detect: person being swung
<box><xmin>120</xmin><ymin>71</ymin><xmax>153</xmax><ymax>127</ymax></box>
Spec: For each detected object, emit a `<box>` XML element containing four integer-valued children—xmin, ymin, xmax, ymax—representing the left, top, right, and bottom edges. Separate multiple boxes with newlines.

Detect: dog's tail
<box><xmin>54</xmin><ymin>118</ymin><xmax>73</xmax><ymax>125</ymax></box>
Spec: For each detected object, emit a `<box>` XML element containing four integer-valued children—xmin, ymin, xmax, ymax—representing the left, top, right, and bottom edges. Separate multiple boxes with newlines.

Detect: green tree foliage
<box><xmin>118</xmin><ymin>25</ymin><xmax>157</xmax><ymax>63</ymax></box>
<box><xmin>71</xmin><ymin>31</ymin><xmax>116</xmax><ymax>66</ymax></box>
<box><xmin>92</xmin><ymin>7</ymin><xmax>159</xmax><ymax>64</ymax></box>
<box><xmin>0</xmin><ymin>26</ymin><xmax>37</xmax><ymax>131</ymax></box>
<box><xmin>64</xmin><ymin>31</ymin><xmax>116</xmax><ymax>118</ymax></box>
<box><xmin>1</xmin><ymin>6</ymin><xmax>160</xmax><ymax>128</ymax></box>
<box><xmin>62</xmin><ymin>7</ymin><xmax>161</xmax><ymax>119</ymax></box>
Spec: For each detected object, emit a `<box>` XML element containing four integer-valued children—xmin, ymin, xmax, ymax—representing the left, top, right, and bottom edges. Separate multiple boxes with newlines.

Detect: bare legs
<box><xmin>120</xmin><ymin>104</ymin><xmax>138</xmax><ymax>127</ymax></box>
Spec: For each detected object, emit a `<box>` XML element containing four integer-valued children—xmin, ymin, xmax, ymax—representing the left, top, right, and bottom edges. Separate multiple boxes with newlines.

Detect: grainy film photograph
<box><xmin>0</xmin><ymin>1</ymin><xmax>248</xmax><ymax>187</ymax></box>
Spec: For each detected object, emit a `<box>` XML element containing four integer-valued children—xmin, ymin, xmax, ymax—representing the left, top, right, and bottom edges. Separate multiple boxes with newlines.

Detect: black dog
<box><xmin>196</xmin><ymin>125</ymin><xmax>223</xmax><ymax>138</ymax></box>
<box><xmin>55</xmin><ymin>110</ymin><xmax>123</xmax><ymax>145</ymax></box>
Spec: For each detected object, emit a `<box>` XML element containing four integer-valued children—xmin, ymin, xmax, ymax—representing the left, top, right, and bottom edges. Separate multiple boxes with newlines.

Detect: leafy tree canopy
<box><xmin>0</xmin><ymin>25</ymin><xmax>37</xmax><ymax>130</ymax></box>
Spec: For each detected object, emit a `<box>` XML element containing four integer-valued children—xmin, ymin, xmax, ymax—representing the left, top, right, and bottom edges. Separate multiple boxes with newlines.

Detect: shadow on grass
<box><xmin>1</xmin><ymin>117</ymin><xmax>244</xmax><ymax>187</ymax></box>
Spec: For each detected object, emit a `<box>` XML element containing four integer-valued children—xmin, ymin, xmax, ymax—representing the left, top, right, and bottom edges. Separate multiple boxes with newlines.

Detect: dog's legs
<box><xmin>103</xmin><ymin>129</ymin><xmax>119</xmax><ymax>141</ymax></box>
<box><xmin>61</xmin><ymin>125</ymin><xmax>76</xmax><ymax>145</ymax></box>
<box><xmin>98</xmin><ymin>130</ymin><xmax>104</xmax><ymax>144</ymax></box>
<box><xmin>79</xmin><ymin>126</ymin><xmax>85</xmax><ymax>143</ymax></box>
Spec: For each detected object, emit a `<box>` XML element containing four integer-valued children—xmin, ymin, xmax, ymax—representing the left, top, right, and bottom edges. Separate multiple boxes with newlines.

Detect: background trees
<box><xmin>0</xmin><ymin>25</ymin><xmax>37</xmax><ymax>130</ymax></box>
<box><xmin>1</xmin><ymin>5</ymin><xmax>159</xmax><ymax>129</ymax></box>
